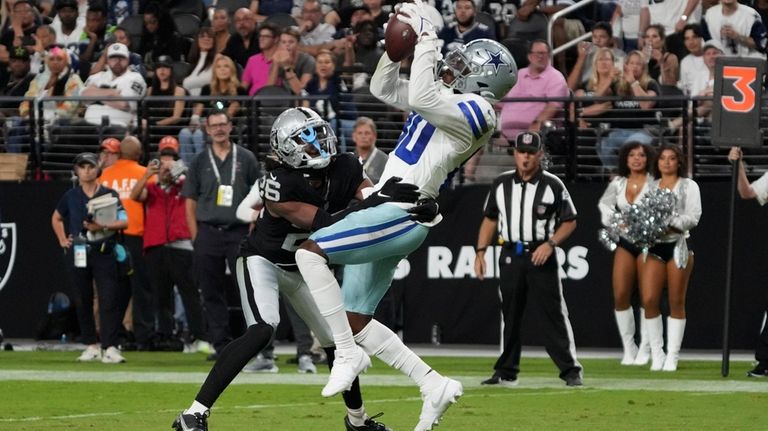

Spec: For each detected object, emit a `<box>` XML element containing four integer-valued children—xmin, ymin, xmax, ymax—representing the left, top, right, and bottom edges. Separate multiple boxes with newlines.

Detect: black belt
<box><xmin>503</xmin><ymin>241</ymin><xmax>544</xmax><ymax>255</ymax></box>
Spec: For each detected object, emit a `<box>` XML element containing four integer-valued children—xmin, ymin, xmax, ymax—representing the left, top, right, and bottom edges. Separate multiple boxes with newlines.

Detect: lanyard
<box><xmin>207</xmin><ymin>144</ymin><xmax>237</xmax><ymax>186</ymax></box>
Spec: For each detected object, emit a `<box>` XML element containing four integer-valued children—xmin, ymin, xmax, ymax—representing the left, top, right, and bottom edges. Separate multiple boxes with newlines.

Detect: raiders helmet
<box><xmin>435</xmin><ymin>39</ymin><xmax>517</xmax><ymax>102</ymax></box>
<box><xmin>269</xmin><ymin>107</ymin><xmax>337</xmax><ymax>169</ymax></box>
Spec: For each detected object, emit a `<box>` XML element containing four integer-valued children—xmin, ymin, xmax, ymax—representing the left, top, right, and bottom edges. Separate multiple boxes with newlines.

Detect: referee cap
<box><xmin>514</xmin><ymin>131</ymin><xmax>542</xmax><ymax>152</ymax></box>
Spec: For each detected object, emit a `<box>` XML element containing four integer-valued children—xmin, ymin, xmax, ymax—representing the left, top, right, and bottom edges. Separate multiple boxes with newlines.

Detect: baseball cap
<box><xmin>702</xmin><ymin>39</ymin><xmax>724</xmax><ymax>53</ymax></box>
<box><xmin>158</xmin><ymin>136</ymin><xmax>180</xmax><ymax>153</ymax></box>
<box><xmin>514</xmin><ymin>131</ymin><xmax>543</xmax><ymax>153</ymax></box>
<box><xmin>55</xmin><ymin>0</ymin><xmax>78</xmax><ymax>10</ymax></box>
<box><xmin>9</xmin><ymin>46</ymin><xmax>30</xmax><ymax>61</ymax></box>
<box><xmin>73</xmin><ymin>152</ymin><xmax>100</xmax><ymax>167</ymax></box>
<box><xmin>100</xmin><ymin>137</ymin><xmax>121</xmax><ymax>154</ymax></box>
<box><xmin>155</xmin><ymin>55</ymin><xmax>173</xmax><ymax>68</ymax></box>
<box><xmin>107</xmin><ymin>43</ymin><xmax>129</xmax><ymax>58</ymax></box>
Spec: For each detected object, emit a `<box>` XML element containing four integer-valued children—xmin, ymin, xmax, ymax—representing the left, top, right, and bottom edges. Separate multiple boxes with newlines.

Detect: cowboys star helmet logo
<box><xmin>0</xmin><ymin>223</ymin><xmax>17</xmax><ymax>292</ymax></box>
<box><xmin>483</xmin><ymin>49</ymin><xmax>506</xmax><ymax>74</ymax></box>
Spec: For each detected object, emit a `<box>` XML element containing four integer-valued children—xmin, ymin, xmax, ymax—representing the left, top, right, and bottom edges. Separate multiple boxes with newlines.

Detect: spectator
<box><xmin>179</xmin><ymin>54</ymin><xmax>246</xmax><ymax>160</ymax></box>
<box><xmin>523</xmin><ymin>0</ymin><xmax>586</xmax><ymax>73</ymax></box>
<box><xmin>0</xmin><ymin>0</ymin><xmax>37</xmax><ymax>53</ymax></box>
<box><xmin>352</xmin><ymin>116</ymin><xmax>387</xmax><ymax>184</ymax></box>
<box><xmin>304</xmin><ymin>48</ymin><xmax>355</xmax><ymax>149</ymax></box>
<box><xmin>439</xmin><ymin>0</ymin><xmax>494</xmax><ymax>53</ymax></box>
<box><xmin>145</xmin><ymin>55</ymin><xmax>186</xmax><ymax>146</ymax></box>
<box><xmin>594</xmin><ymin>50</ymin><xmax>658</xmax><ymax>168</ymax></box>
<box><xmin>267</xmin><ymin>26</ymin><xmax>314</xmax><ymax>96</ymax></box>
<box><xmin>325</xmin><ymin>4</ymin><xmax>371</xmax><ymax>38</ymax></box>
<box><xmin>51</xmin><ymin>152</ymin><xmax>129</xmax><ymax>363</ymax></box>
<box><xmin>474</xmin><ymin>131</ymin><xmax>582</xmax><ymax>387</ymax></box>
<box><xmin>678</xmin><ymin>24</ymin><xmax>705</xmax><ymax>94</ymax></box>
<box><xmin>129</xmin><ymin>137</ymin><xmax>209</xmax><ymax>354</ymax></box>
<box><xmin>567</xmin><ymin>22</ymin><xmax>625</xmax><ymax>91</ymax></box>
<box><xmin>644</xmin><ymin>24</ymin><xmax>679</xmax><ymax>86</ymax></box>
<box><xmin>242</xmin><ymin>22</ymin><xmax>279</xmax><ymax>96</ymax></box>
<box><xmin>99</xmin><ymin>135</ymin><xmax>156</xmax><ymax>351</ymax></box>
<box><xmin>727</xmin><ymin>145</ymin><xmax>768</xmax><ymax>378</ymax></box>
<box><xmin>210</xmin><ymin>8</ymin><xmax>230</xmax><ymax>54</ymax></box>
<box><xmin>184</xmin><ymin>27</ymin><xmax>216</xmax><ymax>97</ymax></box>
<box><xmin>498</xmin><ymin>40</ymin><xmax>568</xmax><ymax>142</ymax></box>
<box><xmin>640</xmin><ymin>143</ymin><xmax>701</xmax><ymax>372</ymax></box>
<box><xmin>28</xmin><ymin>25</ymin><xmax>57</xmax><ymax>73</ymax></box>
<box><xmin>701</xmin><ymin>0</ymin><xmax>767</xmax><ymax>58</ymax></box>
<box><xmin>612</xmin><ymin>0</ymin><xmax>644</xmax><ymax>51</ymax></box>
<box><xmin>298</xmin><ymin>0</ymin><xmax>335</xmax><ymax>55</ymax></box>
<box><xmin>0</xmin><ymin>46</ymin><xmax>33</xmax><ymax>117</ymax></box>
<box><xmin>77</xmin><ymin>3</ymin><xmax>107</xmax><ymax>64</ymax></box>
<box><xmin>639</xmin><ymin>0</ymin><xmax>701</xmax><ymax>58</ymax></box>
<box><xmin>689</xmin><ymin>39</ymin><xmax>722</xmax><ymax>118</ymax></box>
<box><xmin>597</xmin><ymin>142</ymin><xmax>656</xmax><ymax>365</ymax></box>
<box><xmin>89</xmin><ymin>26</ymin><xmax>146</xmax><ymax>79</ymax></box>
<box><xmin>99</xmin><ymin>137</ymin><xmax>120</xmax><ymax>169</ymax></box>
<box><xmin>346</xmin><ymin>19</ymin><xmax>383</xmax><ymax>76</ymax></box>
<box><xmin>81</xmin><ymin>42</ymin><xmax>146</xmax><ymax>133</ymax></box>
<box><xmin>51</xmin><ymin>0</ymin><xmax>83</xmax><ymax>48</ymax></box>
<box><xmin>573</xmin><ymin>47</ymin><xmax>618</xmax><ymax>128</ymax></box>
<box><xmin>221</xmin><ymin>8</ymin><xmax>259</xmax><ymax>69</ymax></box>
<box><xmin>14</xmin><ymin>46</ymin><xmax>82</xmax><ymax>152</ymax></box>
<box><xmin>251</xmin><ymin>0</ymin><xmax>292</xmax><ymax>23</ymax></box>
<box><xmin>181</xmin><ymin>110</ymin><xmax>261</xmax><ymax>359</ymax></box>
<box><xmin>137</xmin><ymin>2</ymin><xmax>189</xmax><ymax>66</ymax></box>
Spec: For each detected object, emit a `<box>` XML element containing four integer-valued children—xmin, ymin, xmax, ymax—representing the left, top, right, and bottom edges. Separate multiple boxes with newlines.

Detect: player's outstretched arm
<box><xmin>370</xmin><ymin>50</ymin><xmax>410</xmax><ymax>111</ymax></box>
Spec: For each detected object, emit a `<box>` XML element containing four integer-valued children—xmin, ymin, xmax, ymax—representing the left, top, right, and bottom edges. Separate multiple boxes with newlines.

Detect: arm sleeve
<box><xmin>369</xmin><ymin>52</ymin><xmax>411</xmax><ymax>111</ymax></box>
<box><xmin>236</xmin><ymin>180</ymin><xmax>263</xmax><ymax>223</ymax></box>
<box><xmin>669</xmin><ymin>179</ymin><xmax>701</xmax><ymax>232</ymax></box>
<box><xmin>598</xmin><ymin>178</ymin><xmax>620</xmax><ymax>227</ymax></box>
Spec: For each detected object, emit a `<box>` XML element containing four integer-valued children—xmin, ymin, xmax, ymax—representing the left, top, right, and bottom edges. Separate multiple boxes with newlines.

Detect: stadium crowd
<box><xmin>0</xmin><ymin>0</ymin><xmax>765</xmax><ymax>394</ymax></box>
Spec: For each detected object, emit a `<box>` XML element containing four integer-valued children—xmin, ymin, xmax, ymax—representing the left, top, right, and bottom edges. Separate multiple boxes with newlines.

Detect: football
<box><xmin>385</xmin><ymin>12</ymin><xmax>417</xmax><ymax>62</ymax></box>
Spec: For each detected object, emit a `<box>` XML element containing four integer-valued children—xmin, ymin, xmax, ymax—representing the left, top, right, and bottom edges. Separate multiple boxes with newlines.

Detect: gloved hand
<box><xmin>408</xmin><ymin>198</ymin><xmax>439</xmax><ymax>223</ymax></box>
<box><xmin>372</xmin><ymin>176</ymin><xmax>420</xmax><ymax>203</ymax></box>
<box><xmin>396</xmin><ymin>0</ymin><xmax>434</xmax><ymax>36</ymax></box>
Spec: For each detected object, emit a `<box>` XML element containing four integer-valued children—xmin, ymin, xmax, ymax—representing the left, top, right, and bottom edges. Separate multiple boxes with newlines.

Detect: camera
<box><xmin>170</xmin><ymin>159</ymin><xmax>188</xmax><ymax>183</ymax></box>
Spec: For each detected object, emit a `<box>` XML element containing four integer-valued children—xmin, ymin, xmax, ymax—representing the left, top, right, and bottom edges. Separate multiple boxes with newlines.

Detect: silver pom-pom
<box><xmin>598</xmin><ymin>210</ymin><xmax>624</xmax><ymax>251</ymax></box>
<box><xmin>623</xmin><ymin>188</ymin><xmax>677</xmax><ymax>252</ymax></box>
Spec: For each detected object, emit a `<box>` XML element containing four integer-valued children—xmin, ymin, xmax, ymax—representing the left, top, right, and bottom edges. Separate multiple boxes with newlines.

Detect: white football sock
<box><xmin>296</xmin><ymin>249</ymin><xmax>355</xmax><ymax>351</ymax></box>
<box><xmin>186</xmin><ymin>400</ymin><xmax>209</xmax><ymax>415</ymax></box>
<box><xmin>354</xmin><ymin>319</ymin><xmax>443</xmax><ymax>393</ymax></box>
<box><xmin>346</xmin><ymin>405</ymin><xmax>366</xmax><ymax>427</ymax></box>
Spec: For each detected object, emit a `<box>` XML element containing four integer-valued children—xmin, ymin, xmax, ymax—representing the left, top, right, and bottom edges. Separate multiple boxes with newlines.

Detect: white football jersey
<box><xmin>370</xmin><ymin>35</ymin><xmax>497</xmax><ymax>199</ymax></box>
<box><xmin>84</xmin><ymin>69</ymin><xmax>146</xmax><ymax>127</ymax></box>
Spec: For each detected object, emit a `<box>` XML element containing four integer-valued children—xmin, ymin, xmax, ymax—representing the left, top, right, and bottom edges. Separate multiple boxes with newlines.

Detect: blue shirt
<box><xmin>55</xmin><ymin>185</ymin><xmax>126</xmax><ymax>242</ymax></box>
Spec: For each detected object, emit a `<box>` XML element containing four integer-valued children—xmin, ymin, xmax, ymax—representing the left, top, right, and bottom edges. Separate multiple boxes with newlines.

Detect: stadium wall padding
<box><xmin>1</xmin><ymin>182</ymin><xmax>766</xmax><ymax>350</ymax></box>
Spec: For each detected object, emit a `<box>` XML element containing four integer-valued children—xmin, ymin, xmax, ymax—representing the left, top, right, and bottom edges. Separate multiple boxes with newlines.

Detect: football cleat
<box><xmin>344</xmin><ymin>412</ymin><xmax>392</xmax><ymax>431</ymax></box>
<box><xmin>322</xmin><ymin>345</ymin><xmax>371</xmax><ymax>397</ymax></box>
<box><xmin>172</xmin><ymin>410</ymin><xmax>209</xmax><ymax>431</ymax></box>
<box><xmin>243</xmin><ymin>353</ymin><xmax>279</xmax><ymax>373</ymax></box>
<box><xmin>297</xmin><ymin>354</ymin><xmax>317</xmax><ymax>374</ymax></box>
<box><xmin>414</xmin><ymin>377</ymin><xmax>463</xmax><ymax>431</ymax></box>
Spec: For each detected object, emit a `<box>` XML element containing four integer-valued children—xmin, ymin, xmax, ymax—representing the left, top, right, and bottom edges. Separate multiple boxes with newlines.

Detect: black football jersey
<box><xmin>241</xmin><ymin>153</ymin><xmax>364</xmax><ymax>269</ymax></box>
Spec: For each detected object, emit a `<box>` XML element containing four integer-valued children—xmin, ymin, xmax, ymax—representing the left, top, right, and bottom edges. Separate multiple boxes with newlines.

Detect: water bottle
<box><xmin>430</xmin><ymin>323</ymin><xmax>441</xmax><ymax>346</ymax></box>
<box><xmin>60</xmin><ymin>333</ymin><xmax>67</xmax><ymax>344</ymax></box>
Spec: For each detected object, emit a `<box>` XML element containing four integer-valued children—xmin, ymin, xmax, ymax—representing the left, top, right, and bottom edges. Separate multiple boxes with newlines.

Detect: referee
<box><xmin>474</xmin><ymin>132</ymin><xmax>583</xmax><ymax>387</ymax></box>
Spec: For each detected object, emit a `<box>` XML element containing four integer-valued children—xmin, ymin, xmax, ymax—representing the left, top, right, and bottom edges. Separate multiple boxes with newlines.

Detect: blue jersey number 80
<box><xmin>394</xmin><ymin>113</ymin><xmax>436</xmax><ymax>165</ymax></box>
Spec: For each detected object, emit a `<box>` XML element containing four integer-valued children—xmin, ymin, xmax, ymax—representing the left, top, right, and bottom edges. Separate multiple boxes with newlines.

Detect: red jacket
<box><xmin>143</xmin><ymin>181</ymin><xmax>191</xmax><ymax>250</ymax></box>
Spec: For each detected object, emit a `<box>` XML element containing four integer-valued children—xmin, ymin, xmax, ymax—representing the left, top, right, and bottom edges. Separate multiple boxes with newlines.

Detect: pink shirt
<box><xmin>499</xmin><ymin>65</ymin><xmax>568</xmax><ymax>140</ymax></box>
<box><xmin>242</xmin><ymin>53</ymin><xmax>276</xmax><ymax>96</ymax></box>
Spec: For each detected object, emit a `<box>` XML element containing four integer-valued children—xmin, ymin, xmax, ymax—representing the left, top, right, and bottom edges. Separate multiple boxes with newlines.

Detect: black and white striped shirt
<box><xmin>483</xmin><ymin>169</ymin><xmax>577</xmax><ymax>243</ymax></box>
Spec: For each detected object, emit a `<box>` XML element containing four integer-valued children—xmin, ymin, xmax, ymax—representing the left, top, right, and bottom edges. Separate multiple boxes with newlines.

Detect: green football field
<box><xmin>1</xmin><ymin>350</ymin><xmax>767</xmax><ymax>430</ymax></box>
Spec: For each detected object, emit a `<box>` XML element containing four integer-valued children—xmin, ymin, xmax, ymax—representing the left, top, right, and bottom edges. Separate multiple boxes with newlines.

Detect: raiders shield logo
<box><xmin>0</xmin><ymin>223</ymin><xmax>17</xmax><ymax>292</ymax></box>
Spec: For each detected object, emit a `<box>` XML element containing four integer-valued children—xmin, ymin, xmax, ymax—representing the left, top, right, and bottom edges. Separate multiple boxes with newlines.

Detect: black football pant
<box><xmin>494</xmin><ymin>247</ymin><xmax>581</xmax><ymax>381</ymax></box>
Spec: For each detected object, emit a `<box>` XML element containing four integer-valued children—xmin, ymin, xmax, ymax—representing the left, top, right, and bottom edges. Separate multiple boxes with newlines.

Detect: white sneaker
<box><xmin>243</xmin><ymin>353</ymin><xmax>279</xmax><ymax>373</ymax></box>
<box><xmin>321</xmin><ymin>346</ymin><xmax>370</xmax><ymax>397</ymax></box>
<box><xmin>298</xmin><ymin>354</ymin><xmax>317</xmax><ymax>374</ymax></box>
<box><xmin>101</xmin><ymin>346</ymin><xmax>126</xmax><ymax>364</ymax></box>
<box><xmin>414</xmin><ymin>377</ymin><xmax>463</xmax><ymax>431</ymax></box>
<box><xmin>77</xmin><ymin>345</ymin><xmax>102</xmax><ymax>362</ymax></box>
<box><xmin>184</xmin><ymin>339</ymin><xmax>213</xmax><ymax>354</ymax></box>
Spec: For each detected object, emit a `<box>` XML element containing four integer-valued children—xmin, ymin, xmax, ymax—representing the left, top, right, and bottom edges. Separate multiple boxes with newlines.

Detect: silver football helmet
<box><xmin>435</xmin><ymin>38</ymin><xmax>517</xmax><ymax>102</ymax></box>
<box><xmin>269</xmin><ymin>107</ymin><xmax>337</xmax><ymax>169</ymax></box>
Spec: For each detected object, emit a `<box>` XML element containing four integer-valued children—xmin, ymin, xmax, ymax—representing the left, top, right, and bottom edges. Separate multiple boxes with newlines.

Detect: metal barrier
<box><xmin>2</xmin><ymin>93</ymin><xmax>768</xmax><ymax>182</ymax></box>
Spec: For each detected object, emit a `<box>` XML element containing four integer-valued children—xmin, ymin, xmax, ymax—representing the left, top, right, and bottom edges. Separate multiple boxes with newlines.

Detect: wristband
<box><xmin>680</xmin><ymin>14</ymin><xmax>688</xmax><ymax>21</ymax></box>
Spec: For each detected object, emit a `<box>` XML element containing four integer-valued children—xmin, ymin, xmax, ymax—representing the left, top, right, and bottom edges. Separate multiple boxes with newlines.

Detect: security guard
<box><xmin>473</xmin><ymin>131</ymin><xmax>583</xmax><ymax>387</ymax></box>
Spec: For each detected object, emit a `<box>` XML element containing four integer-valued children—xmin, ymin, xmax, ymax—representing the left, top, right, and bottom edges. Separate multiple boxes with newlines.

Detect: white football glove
<box><xmin>396</xmin><ymin>0</ymin><xmax>435</xmax><ymax>37</ymax></box>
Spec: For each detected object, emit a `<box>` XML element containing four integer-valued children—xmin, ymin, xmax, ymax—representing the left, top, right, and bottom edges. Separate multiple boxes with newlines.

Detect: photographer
<box><xmin>129</xmin><ymin>137</ymin><xmax>208</xmax><ymax>353</ymax></box>
<box><xmin>51</xmin><ymin>152</ymin><xmax>129</xmax><ymax>364</ymax></box>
